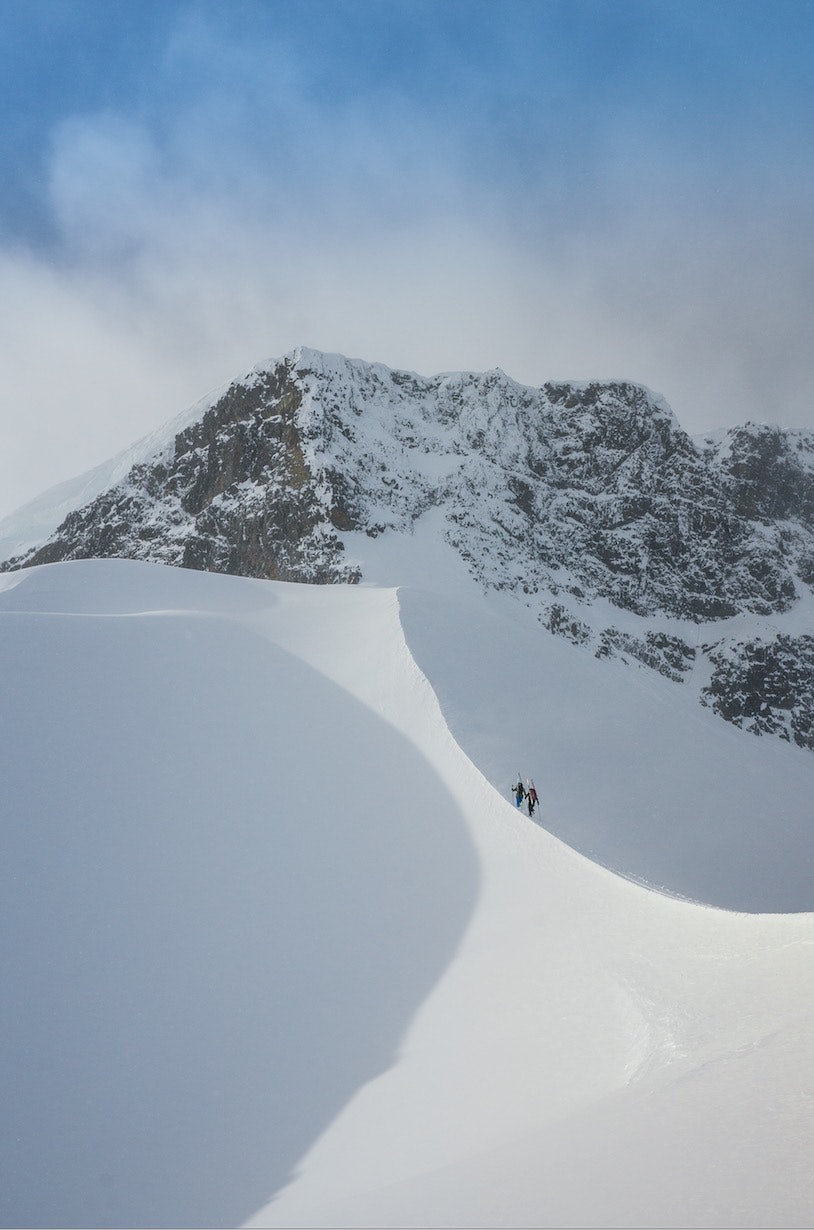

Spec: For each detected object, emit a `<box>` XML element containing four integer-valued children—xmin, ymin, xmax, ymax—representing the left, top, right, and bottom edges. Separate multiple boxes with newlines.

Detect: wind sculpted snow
<box><xmin>255</xmin><ymin>575</ymin><xmax>814</xmax><ymax>1228</ymax></box>
<box><xmin>2</xmin><ymin>558</ymin><xmax>814</xmax><ymax>1229</ymax></box>
<box><xmin>397</xmin><ymin>584</ymin><xmax>814</xmax><ymax>912</ymax></box>
<box><xmin>0</xmin><ymin>560</ymin><xmax>478</xmax><ymax>1229</ymax></box>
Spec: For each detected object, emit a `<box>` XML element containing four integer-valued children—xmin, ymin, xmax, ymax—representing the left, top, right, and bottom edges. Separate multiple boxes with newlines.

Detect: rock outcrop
<box><xmin>4</xmin><ymin>346</ymin><xmax>814</xmax><ymax>749</ymax></box>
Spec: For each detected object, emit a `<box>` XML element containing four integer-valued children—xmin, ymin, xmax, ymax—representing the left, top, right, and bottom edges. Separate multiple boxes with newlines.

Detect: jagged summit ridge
<box><xmin>3</xmin><ymin>347</ymin><xmax>814</xmax><ymax>748</ymax></box>
<box><xmin>4</xmin><ymin>346</ymin><xmax>814</xmax><ymax>613</ymax></box>
<box><xmin>4</xmin><ymin>345</ymin><xmax>814</xmax><ymax>613</ymax></box>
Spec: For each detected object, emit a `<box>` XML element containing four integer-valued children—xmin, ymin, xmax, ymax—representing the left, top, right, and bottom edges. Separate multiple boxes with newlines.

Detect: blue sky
<box><xmin>1</xmin><ymin>0</ymin><xmax>813</xmax><ymax>516</ymax></box>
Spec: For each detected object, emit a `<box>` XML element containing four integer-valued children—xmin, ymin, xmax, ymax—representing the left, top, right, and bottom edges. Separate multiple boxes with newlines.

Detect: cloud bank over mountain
<box><xmin>1</xmin><ymin>2</ymin><xmax>813</xmax><ymax>517</ymax></box>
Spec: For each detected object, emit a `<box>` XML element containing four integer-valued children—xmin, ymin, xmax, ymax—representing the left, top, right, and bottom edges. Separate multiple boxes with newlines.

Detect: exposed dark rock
<box><xmin>702</xmin><ymin>635</ymin><xmax>814</xmax><ymax>750</ymax></box>
<box><xmin>3</xmin><ymin>346</ymin><xmax>814</xmax><ymax>751</ymax></box>
<box><xmin>714</xmin><ymin>424</ymin><xmax>814</xmax><ymax>525</ymax></box>
<box><xmin>3</xmin><ymin>361</ymin><xmax>359</xmax><ymax>585</ymax></box>
<box><xmin>540</xmin><ymin>603</ymin><xmax>592</xmax><ymax>646</ymax></box>
<box><xmin>595</xmin><ymin>628</ymin><xmax>695</xmax><ymax>682</ymax></box>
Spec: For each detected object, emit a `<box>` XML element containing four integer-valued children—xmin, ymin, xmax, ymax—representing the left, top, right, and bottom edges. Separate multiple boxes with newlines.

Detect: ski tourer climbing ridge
<box><xmin>511</xmin><ymin>775</ymin><xmax>539</xmax><ymax>817</ymax></box>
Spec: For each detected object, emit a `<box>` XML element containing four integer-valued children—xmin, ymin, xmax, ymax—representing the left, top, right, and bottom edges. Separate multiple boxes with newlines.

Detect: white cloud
<box><xmin>1</xmin><ymin>13</ymin><xmax>813</xmax><ymax>520</ymax></box>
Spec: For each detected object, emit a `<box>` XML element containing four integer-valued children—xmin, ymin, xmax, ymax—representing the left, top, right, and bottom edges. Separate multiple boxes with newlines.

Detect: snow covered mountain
<box><xmin>2</xmin><ymin>349</ymin><xmax>814</xmax><ymax>1224</ymax></box>
<box><xmin>2</xmin><ymin>345</ymin><xmax>814</xmax><ymax>752</ymax></box>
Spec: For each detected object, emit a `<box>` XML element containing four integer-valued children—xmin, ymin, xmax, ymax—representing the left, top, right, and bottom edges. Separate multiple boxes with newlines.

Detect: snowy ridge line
<box><xmin>523</xmin><ymin>809</ymin><xmax>711</xmax><ymax>909</ymax></box>
<box><xmin>393</xmin><ymin>579</ymin><xmax>814</xmax><ymax>915</ymax></box>
<box><xmin>1</xmin><ymin>346</ymin><xmax>814</xmax><ymax>755</ymax></box>
<box><xmin>2</xmin><ymin>558</ymin><xmax>814</xmax><ymax>1228</ymax></box>
<box><xmin>0</xmin><ymin>373</ymin><xmax>233</xmax><ymax>562</ymax></box>
<box><xmin>605</xmin><ymin>865</ymin><xmax>738</xmax><ymax>912</ymax></box>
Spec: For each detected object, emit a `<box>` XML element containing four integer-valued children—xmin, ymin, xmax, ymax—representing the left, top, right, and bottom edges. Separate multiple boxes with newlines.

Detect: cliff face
<box><xmin>9</xmin><ymin>363</ymin><xmax>358</xmax><ymax>585</ymax></box>
<box><xmin>3</xmin><ymin>346</ymin><xmax>814</xmax><ymax>749</ymax></box>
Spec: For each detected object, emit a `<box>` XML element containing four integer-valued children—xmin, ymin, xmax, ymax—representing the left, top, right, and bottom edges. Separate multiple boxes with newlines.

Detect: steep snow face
<box><xmin>2</xmin><ymin>347</ymin><xmax>814</xmax><ymax>750</ymax></box>
<box><xmin>0</xmin><ymin>559</ymin><xmax>479</xmax><ymax>1229</ymax></box>
<box><xmin>396</xmin><ymin>583</ymin><xmax>814</xmax><ymax>912</ymax></box>
<box><xmin>0</xmin><ymin>379</ymin><xmax>236</xmax><ymax>563</ymax></box>
<box><xmin>289</xmin><ymin>353</ymin><xmax>812</xmax><ymax>623</ymax></box>
<box><xmin>2</xmin><ymin>559</ymin><xmax>814</xmax><ymax>1230</ymax></box>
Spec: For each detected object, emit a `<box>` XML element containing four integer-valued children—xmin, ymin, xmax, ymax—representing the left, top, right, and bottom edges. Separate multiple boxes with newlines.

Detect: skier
<box><xmin>527</xmin><ymin>779</ymin><xmax>539</xmax><ymax>814</ymax></box>
<box><xmin>513</xmin><ymin>777</ymin><xmax>526</xmax><ymax>808</ymax></box>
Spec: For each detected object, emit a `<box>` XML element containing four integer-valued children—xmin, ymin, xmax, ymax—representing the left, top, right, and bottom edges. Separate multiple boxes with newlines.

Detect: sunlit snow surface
<box><xmin>1</xmin><ymin>555</ymin><xmax>813</xmax><ymax>1228</ymax></box>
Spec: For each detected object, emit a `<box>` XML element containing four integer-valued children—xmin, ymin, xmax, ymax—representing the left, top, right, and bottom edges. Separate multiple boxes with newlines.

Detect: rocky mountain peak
<box><xmin>2</xmin><ymin>347</ymin><xmax>814</xmax><ymax>750</ymax></box>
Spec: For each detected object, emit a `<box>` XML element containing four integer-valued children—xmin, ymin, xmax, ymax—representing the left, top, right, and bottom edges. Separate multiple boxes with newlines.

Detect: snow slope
<box><xmin>1</xmin><ymin>556</ymin><xmax>813</xmax><ymax>1228</ymax></box>
<box><xmin>0</xmin><ymin>379</ymin><xmax>230</xmax><ymax>563</ymax></box>
<box><xmin>0</xmin><ymin>560</ymin><xmax>477</xmax><ymax>1227</ymax></box>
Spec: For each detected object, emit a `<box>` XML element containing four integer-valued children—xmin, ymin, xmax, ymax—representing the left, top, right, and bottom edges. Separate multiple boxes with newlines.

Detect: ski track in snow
<box><xmin>0</xmin><ymin>558</ymin><xmax>813</xmax><ymax>1228</ymax></box>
